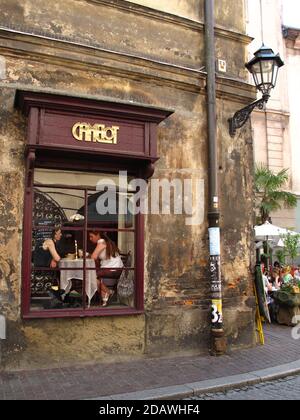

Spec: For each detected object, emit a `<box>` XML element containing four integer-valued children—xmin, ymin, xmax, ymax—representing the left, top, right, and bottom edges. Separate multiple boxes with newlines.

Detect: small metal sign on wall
<box><xmin>72</xmin><ymin>122</ymin><xmax>120</xmax><ymax>144</ymax></box>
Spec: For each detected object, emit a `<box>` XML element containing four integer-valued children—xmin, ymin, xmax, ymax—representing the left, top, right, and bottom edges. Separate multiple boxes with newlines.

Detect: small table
<box><xmin>59</xmin><ymin>258</ymin><xmax>98</xmax><ymax>307</ymax></box>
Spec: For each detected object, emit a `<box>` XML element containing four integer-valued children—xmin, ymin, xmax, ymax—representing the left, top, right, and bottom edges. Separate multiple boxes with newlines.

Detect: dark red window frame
<box><xmin>16</xmin><ymin>90</ymin><xmax>173</xmax><ymax>319</ymax></box>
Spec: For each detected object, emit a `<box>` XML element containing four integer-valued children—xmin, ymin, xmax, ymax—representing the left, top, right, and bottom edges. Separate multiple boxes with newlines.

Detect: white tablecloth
<box><xmin>59</xmin><ymin>259</ymin><xmax>97</xmax><ymax>307</ymax></box>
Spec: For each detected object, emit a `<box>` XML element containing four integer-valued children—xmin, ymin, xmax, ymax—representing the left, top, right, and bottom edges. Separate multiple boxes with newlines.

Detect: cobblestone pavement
<box><xmin>189</xmin><ymin>374</ymin><xmax>300</xmax><ymax>400</ymax></box>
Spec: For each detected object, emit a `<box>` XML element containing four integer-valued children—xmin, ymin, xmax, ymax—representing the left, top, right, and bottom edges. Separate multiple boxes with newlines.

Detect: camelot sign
<box><xmin>72</xmin><ymin>122</ymin><xmax>120</xmax><ymax>144</ymax></box>
<box><xmin>16</xmin><ymin>90</ymin><xmax>172</xmax><ymax>160</ymax></box>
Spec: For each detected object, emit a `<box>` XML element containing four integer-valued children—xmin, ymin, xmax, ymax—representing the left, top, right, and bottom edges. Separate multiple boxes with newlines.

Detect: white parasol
<box><xmin>255</xmin><ymin>222</ymin><xmax>300</xmax><ymax>268</ymax></box>
<box><xmin>254</xmin><ymin>221</ymin><xmax>297</xmax><ymax>240</ymax></box>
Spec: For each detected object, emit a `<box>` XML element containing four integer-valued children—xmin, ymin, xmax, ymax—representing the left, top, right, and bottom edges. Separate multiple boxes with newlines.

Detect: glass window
<box><xmin>24</xmin><ymin>168</ymin><xmax>140</xmax><ymax>317</ymax></box>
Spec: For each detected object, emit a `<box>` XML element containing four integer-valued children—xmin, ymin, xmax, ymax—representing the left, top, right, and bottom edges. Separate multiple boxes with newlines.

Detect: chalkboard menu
<box><xmin>33</xmin><ymin>220</ymin><xmax>54</xmax><ymax>246</ymax></box>
<box><xmin>32</xmin><ymin>220</ymin><xmax>54</xmax><ymax>267</ymax></box>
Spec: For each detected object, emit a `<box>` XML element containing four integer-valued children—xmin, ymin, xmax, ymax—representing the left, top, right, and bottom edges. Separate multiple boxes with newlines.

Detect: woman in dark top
<box><xmin>34</xmin><ymin>227</ymin><xmax>63</xmax><ymax>268</ymax></box>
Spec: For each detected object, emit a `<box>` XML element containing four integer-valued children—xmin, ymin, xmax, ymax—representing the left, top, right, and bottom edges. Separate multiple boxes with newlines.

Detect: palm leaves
<box><xmin>255</xmin><ymin>164</ymin><xmax>297</xmax><ymax>224</ymax></box>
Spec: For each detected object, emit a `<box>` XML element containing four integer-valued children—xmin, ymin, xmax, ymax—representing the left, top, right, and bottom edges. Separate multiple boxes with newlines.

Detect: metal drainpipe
<box><xmin>204</xmin><ymin>0</ymin><xmax>227</xmax><ymax>355</ymax></box>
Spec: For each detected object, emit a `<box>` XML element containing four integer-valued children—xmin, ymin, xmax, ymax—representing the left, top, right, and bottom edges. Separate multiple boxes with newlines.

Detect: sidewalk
<box><xmin>0</xmin><ymin>324</ymin><xmax>299</xmax><ymax>400</ymax></box>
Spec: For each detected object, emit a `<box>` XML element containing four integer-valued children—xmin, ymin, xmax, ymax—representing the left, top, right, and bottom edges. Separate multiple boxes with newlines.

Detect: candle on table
<box><xmin>75</xmin><ymin>240</ymin><xmax>78</xmax><ymax>259</ymax></box>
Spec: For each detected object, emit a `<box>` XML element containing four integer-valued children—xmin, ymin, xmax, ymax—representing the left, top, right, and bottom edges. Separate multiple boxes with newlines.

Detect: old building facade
<box><xmin>0</xmin><ymin>0</ymin><xmax>256</xmax><ymax>370</ymax></box>
<box><xmin>246</xmin><ymin>0</ymin><xmax>300</xmax><ymax>231</ymax></box>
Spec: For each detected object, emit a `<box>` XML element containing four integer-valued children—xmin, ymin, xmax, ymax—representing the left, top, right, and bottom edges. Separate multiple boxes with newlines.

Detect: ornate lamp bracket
<box><xmin>228</xmin><ymin>94</ymin><xmax>269</xmax><ymax>137</ymax></box>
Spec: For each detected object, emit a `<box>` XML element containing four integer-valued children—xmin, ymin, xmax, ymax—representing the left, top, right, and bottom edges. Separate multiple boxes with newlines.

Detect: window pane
<box><xmin>33</xmin><ymin>228</ymin><xmax>85</xmax><ymax>268</ymax></box>
<box><xmin>34</xmin><ymin>168</ymin><xmax>119</xmax><ymax>188</ymax></box>
<box><xmin>86</xmin><ymin>190</ymin><xmax>135</xmax><ymax>228</ymax></box>
<box><xmin>31</xmin><ymin>227</ymin><xmax>88</xmax><ymax>311</ymax></box>
<box><xmin>118</xmin><ymin>231</ymin><xmax>135</xmax><ymax>267</ymax></box>
<box><xmin>30</xmin><ymin>269</ymin><xmax>84</xmax><ymax>311</ymax></box>
<box><xmin>89</xmin><ymin>268</ymin><xmax>135</xmax><ymax>310</ymax></box>
<box><xmin>87</xmin><ymin>230</ymin><xmax>134</xmax><ymax>267</ymax></box>
<box><xmin>87</xmin><ymin>230</ymin><xmax>135</xmax><ymax>309</ymax></box>
<box><xmin>33</xmin><ymin>187</ymin><xmax>85</xmax><ymax>226</ymax></box>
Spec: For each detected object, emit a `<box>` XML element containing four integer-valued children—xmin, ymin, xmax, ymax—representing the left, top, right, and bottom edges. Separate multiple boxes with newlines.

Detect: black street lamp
<box><xmin>228</xmin><ymin>45</ymin><xmax>284</xmax><ymax>137</ymax></box>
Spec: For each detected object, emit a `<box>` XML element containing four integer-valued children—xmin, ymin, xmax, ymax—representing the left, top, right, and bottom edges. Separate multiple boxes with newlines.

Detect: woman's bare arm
<box><xmin>43</xmin><ymin>239</ymin><xmax>61</xmax><ymax>262</ymax></box>
<box><xmin>91</xmin><ymin>242</ymin><xmax>106</xmax><ymax>261</ymax></box>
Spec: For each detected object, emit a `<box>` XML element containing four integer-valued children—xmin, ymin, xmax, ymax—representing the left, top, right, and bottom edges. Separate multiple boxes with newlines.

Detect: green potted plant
<box><xmin>273</xmin><ymin>277</ymin><xmax>300</xmax><ymax>326</ymax></box>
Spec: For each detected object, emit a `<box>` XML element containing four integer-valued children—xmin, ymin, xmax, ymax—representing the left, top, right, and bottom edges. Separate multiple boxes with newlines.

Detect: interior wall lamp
<box><xmin>228</xmin><ymin>45</ymin><xmax>284</xmax><ymax>137</ymax></box>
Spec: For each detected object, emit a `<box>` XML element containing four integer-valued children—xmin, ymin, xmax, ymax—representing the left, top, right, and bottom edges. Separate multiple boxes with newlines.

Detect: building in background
<box><xmin>246</xmin><ymin>0</ymin><xmax>300</xmax><ymax>231</ymax></box>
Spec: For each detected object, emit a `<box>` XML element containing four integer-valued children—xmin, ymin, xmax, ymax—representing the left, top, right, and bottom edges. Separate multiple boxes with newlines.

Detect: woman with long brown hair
<box><xmin>89</xmin><ymin>231</ymin><xmax>123</xmax><ymax>306</ymax></box>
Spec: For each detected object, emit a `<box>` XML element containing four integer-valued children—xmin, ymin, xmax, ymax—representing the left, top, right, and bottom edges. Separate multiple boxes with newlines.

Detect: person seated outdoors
<box><xmin>270</xmin><ymin>272</ymin><xmax>281</xmax><ymax>290</ymax></box>
<box><xmin>273</xmin><ymin>261</ymin><xmax>281</xmax><ymax>270</ymax></box>
<box><xmin>294</xmin><ymin>265</ymin><xmax>300</xmax><ymax>281</ymax></box>
<box><xmin>262</xmin><ymin>269</ymin><xmax>278</xmax><ymax>323</ymax></box>
<box><xmin>262</xmin><ymin>270</ymin><xmax>273</xmax><ymax>294</ymax></box>
<box><xmin>262</xmin><ymin>270</ymin><xmax>273</xmax><ymax>309</ymax></box>
<box><xmin>281</xmin><ymin>266</ymin><xmax>293</xmax><ymax>285</ymax></box>
<box><xmin>273</xmin><ymin>261</ymin><xmax>281</xmax><ymax>274</ymax></box>
<box><xmin>89</xmin><ymin>231</ymin><xmax>124</xmax><ymax>306</ymax></box>
<box><xmin>270</xmin><ymin>264</ymin><xmax>282</xmax><ymax>290</ymax></box>
<box><xmin>34</xmin><ymin>227</ymin><xmax>63</xmax><ymax>268</ymax></box>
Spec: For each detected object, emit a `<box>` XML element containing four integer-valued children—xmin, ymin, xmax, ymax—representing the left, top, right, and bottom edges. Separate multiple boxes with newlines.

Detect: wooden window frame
<box><xmin>23</xmin><ymin>162</ymin><xmax>144</xmax><ymax>319</ymax></box>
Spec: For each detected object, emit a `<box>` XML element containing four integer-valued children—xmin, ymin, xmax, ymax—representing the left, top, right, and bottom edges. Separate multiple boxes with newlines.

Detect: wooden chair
<box><xmin>99</xmin><ymin>251</ymin><xmax>132</xmax><ymax>303</ymax></box>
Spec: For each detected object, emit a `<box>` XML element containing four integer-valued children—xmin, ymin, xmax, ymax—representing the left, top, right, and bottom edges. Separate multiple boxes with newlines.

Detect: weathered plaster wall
<box><xmin>0</xmin><ymin>88</ymin><xmax>25</xmax><ymax>324</ymax></box>
<box><xmin>126</xmin><ymin>0</ymin><xmax>203</xmax><ymax>21</ymax></box>
<box><xmin>218</xmin><ymin>98</ymin><xmax>256</xmax><ymax>348</ymax></box>
<box><xmin>0</xmin><ymin>0</ymin><xmax>256</xmax><ymax>369</ymax></box>
<box><xmin>0</xmin><ymin>0</ymin><xmax>202</xmax><ymax>69</ymax></box>
<box><xmin>216</xmin><ymin>1</ymin><xmax>246</xmax><ymax>33</ymax></box>
<box><xmin>126</xmin><ymin>0</ymin><xmax>246</xmax><ymax>33</ymax></box>
<box><xmin>0</xmin><ymin>0</ymin><xmax>249</xmax><ymax>78</ymax></box>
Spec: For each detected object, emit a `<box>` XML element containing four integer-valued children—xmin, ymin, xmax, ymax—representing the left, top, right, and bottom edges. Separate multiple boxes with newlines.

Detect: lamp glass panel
<box><xmin>272</xmin><ymin>65</ymin><xmax>279</xmax><ymax>87</ymax></box>
<box><xmin>261</xmin><ymin>60</ymin><xmax>274</xmax><ymax>86</ymax></box>
<box><xmin>252</xmin><ymin>71</ymin><xmax>260</xmax><ymax>88</ymax></box>
<box><xmin>250</xmin><ymin>62</ymin><xmax>263</xmax><ymax>87</ymax></box>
